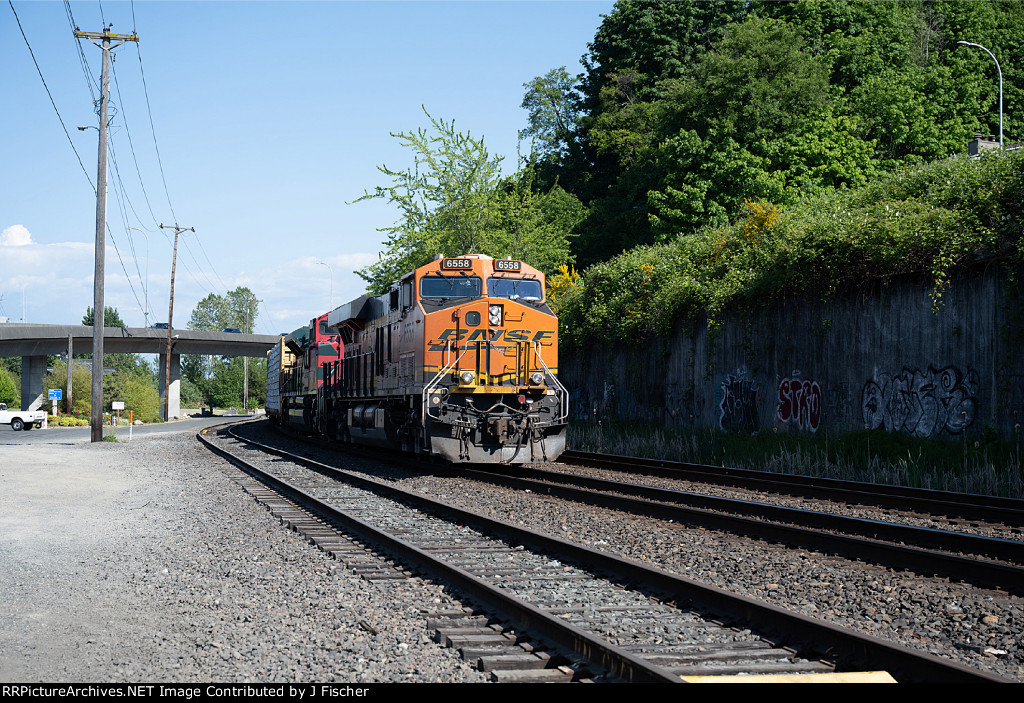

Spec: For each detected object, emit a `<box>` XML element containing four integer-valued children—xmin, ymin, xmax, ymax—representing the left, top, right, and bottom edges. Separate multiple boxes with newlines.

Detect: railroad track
<box><xmin>559</xmin><ymin>450</ymin><xmax>1024</xmax><ymax>528</ymax></box>
<box><xmin>471</xmin><ymin>464</ymin><xmax>1024</xmax><ymax>594</ymax></box>
<box><xmin>198</xmin><ymin>421</ymin><xmax>1008</xmax><ymax>683</ymax></box>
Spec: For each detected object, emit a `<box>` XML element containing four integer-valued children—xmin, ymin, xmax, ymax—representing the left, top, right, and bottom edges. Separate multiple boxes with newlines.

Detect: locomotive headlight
<box><xmin>529</xmin><ymin>372</ymin><xmax>545</xmax><ymax>385</ymax></box>
<box><xmin>459</xmin><ymin>371</ymin><xmax>476</xmax><ymax>385</ymax></box>
<box><xmin>488</xmin><ymin>304</ymin><xmax>502</xmax><ymax>326</ymax></box>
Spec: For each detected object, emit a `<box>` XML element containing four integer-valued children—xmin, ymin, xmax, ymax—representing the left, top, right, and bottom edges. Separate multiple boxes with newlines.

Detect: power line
<box><xmin>260</xmin><ymin>300</ymin><xmax>278</xmax><ymax>335</ymax></box>
<box><xmin>106</xmin><ymin>151</ymin><xmax>149</xmax><ymax>315</ymax></box>
<box><xmin>10</xmin><ymin>0</ymin><xmax>96</xmax><ymax>192</ymax></box>
<box><xmin>192</xmin><ymin>235</ymin><xmax>233</xmax><ymax>294</ymax></box>
<box><xmin>134</xmin><ymin>34</ymin><xmax>177</xmax><ymax>224</ymax></box>
<box><xmin>64</xmin><ymin>0</ymin><xmax>98</xmax><ymax>102</ymax></box>
<box><xmin>111</xmin><ymin>57</ymin><xmax>161</xmax><ymax>226</ymax></box>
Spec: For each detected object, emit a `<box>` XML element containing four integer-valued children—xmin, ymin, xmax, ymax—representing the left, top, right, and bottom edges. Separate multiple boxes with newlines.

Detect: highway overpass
<box><xmin>0</xmin><ymin>324</ymin><xmax>281</xmax><ymax>418</ymax></box>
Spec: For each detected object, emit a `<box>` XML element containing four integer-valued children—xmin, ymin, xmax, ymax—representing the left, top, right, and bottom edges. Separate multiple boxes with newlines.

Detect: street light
<box><xmin>127</xmin><ymin>227</ymin><xmax>149</xmax><ymax>325</ymax></box>
<box><xmin>316</xmin><ymin>259</ymin><xmax>334</xmax><ymax>310</ymax></box>
<box><xmin>957</xmin><ymin>40</ymin><xmax>1003</xmax><ymax>150</ymax></box>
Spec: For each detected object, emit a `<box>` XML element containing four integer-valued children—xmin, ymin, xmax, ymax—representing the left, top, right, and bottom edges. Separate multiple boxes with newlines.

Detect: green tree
<box><xmin>81</xmin><ymin>306</ymin><xmax>149</xmax><ymax>375</ymax></box>
<box><xmin>188</xmin><ymin>294</ymin><xmax>230</xmax><ymax>331</ymax></box>
<box><xmin>109</xmin><ymin>371</ymin><xmax>161</xmax><ymax>423</ymax></box>
<box><xmin>520</xmin><ymin>67</ymin><xmax>582</xmax><ymax>164</ymax></box>
<box><xmin>579</xmin><ymin>0</ymin><xmax>747</xmax><ymax>112</ymax></box>
<box><xmin>489</xmin><ymin>175</ymin><xmax>584</xmax><ymax>275</ymax></box>
<box><xmin>356</xmin><ymin>108</ymin><xmax>580</xmax><ymax>293</ymax></box>
<box><xmin>82</xmin><ymin>305</ymin><xmax>126</xmax><ymax>328</ymax></box>
<box><xmin>179</xmin><ymin>375</ymin><xmax>204</xmax><ymax>409</ymax></box>
<box><xmin>356</xmin><ymin>108</ymin><xmax>504</xmax><ymax>292</ymax></box>
<box><xmin>184</xmin><ymin>288</ymin><xmax>262</xmax><ymax>409</ymax></box>
<box><xmin>42</xmin><ymin>362</ymin><xmax>92</xmax><ymax>415</ymax></box>
<box><xmin>180</xmin><ymin>354</ymin><xmax>211</xmax><ymax>406</ymax></box>
<box><xmin>0</xmin><ymin>367</ymin><xmax>18</xmax><ymax>406</ymax></box>
<box><xmin>205</xmin><ymin>357</ymin><xmax>266</xmax><ymax>410</ymax></box>
<box><xmin>528</xmin><ymin>0</ymin><xmax>1023</xmax><ymax>267</ymax></box>
<box><xmin>0</xmin><ymin>357</ymin><xmax>20</xmax><ymax>401</ymax></box>
<box><xmin>188</xmin><ymin>287</ymin><xmax>259</xmax><ymax>333</ymax></box>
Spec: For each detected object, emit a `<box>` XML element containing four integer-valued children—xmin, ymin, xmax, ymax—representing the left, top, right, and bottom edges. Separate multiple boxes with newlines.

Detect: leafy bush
<box><xmin>42</xmin><ymin>363</ymin><xmax>92</xmax><ymax>414</ymax></box>
<box><xmin>0</xmin><ymin>368</ymin><xmax>18</xmax><ymax>406</ymax></box>
<box><xmin>113</xmin><ymin>372</ymin><xmax>161</xmax><ymax>423</ymax></box>
<box><xmin>559</xmin><ymin>150</ymin><xmax>1024</xmax><ymax>350</ymax></box>
<box><xmin>48</xmin><ymin>415</ymin><xmax>89</xmax><ymax>427</ymax></box>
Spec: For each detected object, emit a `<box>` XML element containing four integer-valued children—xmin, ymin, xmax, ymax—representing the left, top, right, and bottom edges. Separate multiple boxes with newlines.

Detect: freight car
<box><xmin>267</xmin><ymin>254</ymin><xmax>568</xmax><ymax>464</ymax></box>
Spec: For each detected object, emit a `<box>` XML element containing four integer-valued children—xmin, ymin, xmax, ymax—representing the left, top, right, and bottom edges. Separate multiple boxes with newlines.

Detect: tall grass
<box><xmin>568</xmin><ymin>419</ymin><xmax>1024</xmax><ymax>499</ymax></box>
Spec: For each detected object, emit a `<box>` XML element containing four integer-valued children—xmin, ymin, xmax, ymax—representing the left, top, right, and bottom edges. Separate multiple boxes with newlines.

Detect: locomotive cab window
<box><xmin>487</xmin><ymin>277</ymin><xmax>543</xmax><ymax>302</ymax></box>
<box><xmin>419</xmin><ymin>275</ymin><xmax>482</xmax><ymax>299</ymax></box>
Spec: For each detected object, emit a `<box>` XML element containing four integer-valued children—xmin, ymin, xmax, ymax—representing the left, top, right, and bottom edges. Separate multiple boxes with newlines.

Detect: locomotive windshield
<box><xmin>487</xmin><ymin>277</ymin><xmax>543</xmax><ymax>301</ymax></box>
<box><xmin>420</xmin><ymin>275</ymin><xmax>482</xmax><ymax>299</ymax></box>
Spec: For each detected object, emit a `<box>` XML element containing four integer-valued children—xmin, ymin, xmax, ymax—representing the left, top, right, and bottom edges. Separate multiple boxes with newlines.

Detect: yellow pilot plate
<box><xmin>681</xmin><ymin>671</ymin><xmax>896</xmax><ymax>683</ymax></box>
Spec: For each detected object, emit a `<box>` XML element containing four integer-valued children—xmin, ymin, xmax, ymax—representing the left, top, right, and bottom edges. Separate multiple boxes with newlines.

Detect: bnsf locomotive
<box><xmin>266</xmin><ymin>255</ymin><xmax>568</xmax><ymax>464</ymax></box>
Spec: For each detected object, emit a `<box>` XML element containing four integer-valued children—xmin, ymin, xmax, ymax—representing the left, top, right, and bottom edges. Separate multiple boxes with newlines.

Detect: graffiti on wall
<box><xmin>861</xmin><ymin>365</ymin><xmax>978</xmax><ymax>437</ymax></box>
<box><xmin>720</xmin><ymin>368</ymin><xmax>760</xmax><ymax>432</ymax></box>
<box><xmin>776</xmin><ymin>372</ymin><xmax>822</xmax><ymax>432</ymax></box>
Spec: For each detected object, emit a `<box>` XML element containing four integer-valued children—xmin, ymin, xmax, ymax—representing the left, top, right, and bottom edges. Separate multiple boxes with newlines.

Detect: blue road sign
<box><xmin>48</xmin><ymin>389</ymin><xmax>62</xmax><ymax>400</ymax></box>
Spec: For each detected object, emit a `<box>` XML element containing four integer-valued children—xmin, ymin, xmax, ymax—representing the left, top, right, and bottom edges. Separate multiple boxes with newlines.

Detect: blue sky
<box><xmin>2</xmin><ymin>0</ymin><xmax>612</xmax><ymax>334</ymax></box>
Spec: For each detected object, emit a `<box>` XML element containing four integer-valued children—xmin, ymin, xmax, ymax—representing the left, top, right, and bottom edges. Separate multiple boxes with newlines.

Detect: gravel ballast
<box><xmin>5</xmin><ymin>420</ymin><xmax>1021</xmax><ymax>683</ymax></box>
<box><xmin>0</xmin><ymin>428</ymin><xmax>486</xmax><ymax>683</ymax></box>
<box><xmin>233</xmin><ymin>422</ymin><xmax>1023</xmax><ymax>682</ymax></box>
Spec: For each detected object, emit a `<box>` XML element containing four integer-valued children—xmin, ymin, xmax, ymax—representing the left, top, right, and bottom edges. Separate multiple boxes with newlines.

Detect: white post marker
<box><xmin>113</xmin><ymin>401</ymin><xmax>125</xmax><ymax>434</ymax></box>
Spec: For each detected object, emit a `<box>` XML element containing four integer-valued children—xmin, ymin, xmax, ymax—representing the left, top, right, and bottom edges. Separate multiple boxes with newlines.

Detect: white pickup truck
<box><xmin>0</xmin><ymin>403</ymin><xmax>47</xmax><ymax>431</ymax></box>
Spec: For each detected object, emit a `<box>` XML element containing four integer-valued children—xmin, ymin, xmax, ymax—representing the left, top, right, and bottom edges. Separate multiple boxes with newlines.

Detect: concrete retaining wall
<box><xmin>560</xmin><ymin>266</ymin><xmax>1024</xmax><ymax>439</ymax></box>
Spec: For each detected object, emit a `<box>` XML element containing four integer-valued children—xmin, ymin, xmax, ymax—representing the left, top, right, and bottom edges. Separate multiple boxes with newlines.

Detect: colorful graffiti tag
<box><xmin>861</xmin><ymin>365</ymin><xmax>978</xmax><ymax>437</ymax></box>
<box><xmin>777</xmin><ymin>373</ymin><xmax>822</xmax><ymax>432</ymax></box>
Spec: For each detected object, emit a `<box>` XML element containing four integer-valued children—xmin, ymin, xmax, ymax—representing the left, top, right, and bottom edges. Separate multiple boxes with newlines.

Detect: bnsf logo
<box><xmin>435</xmin><ymin>329</ymin><xmax>554</xmax><ymax>343</ymax></box>
<box><xmin>434</xmin><ymin>331</ymin><xmax>561</xmax><ymax>349</ymax></box>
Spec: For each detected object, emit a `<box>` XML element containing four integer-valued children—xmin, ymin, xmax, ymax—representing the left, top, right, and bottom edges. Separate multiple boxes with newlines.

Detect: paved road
<box><xmin>0</xmin><ymin>415</ymin><xmax>255</xmax><ymax>445</ymax></box>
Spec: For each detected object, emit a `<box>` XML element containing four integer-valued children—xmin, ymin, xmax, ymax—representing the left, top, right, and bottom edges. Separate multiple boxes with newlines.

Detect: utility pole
<box><xmin>74</xmin><ymin>26</ymin><xmax>138</xmax><ymax>442</ymax></box>
<box><xmin>159</xmin><ymin>223</ymin><xmax>193</xmax><ymax>421</ymax></box>
<box><xmin>67</xmin><ymin>335</ymin><xmax>73</xmax><ymax>415</ymax></box>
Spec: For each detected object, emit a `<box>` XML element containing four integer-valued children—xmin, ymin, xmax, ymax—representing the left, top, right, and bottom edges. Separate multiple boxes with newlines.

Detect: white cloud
<box><xmin>1</xmin><ymin>224</ymin><xmax>33</xmax><ymax>246</ymax></box>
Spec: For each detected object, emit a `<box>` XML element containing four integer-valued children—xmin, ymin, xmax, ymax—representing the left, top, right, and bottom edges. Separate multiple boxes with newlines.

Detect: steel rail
<box><xmin>560</xmin><ymin>450</ymin><xmax>1024</xmax><ymax>525</ymax></box>
<box><xmin>201</xmin><ymin>424</ymin><xmax>1010</xmax><ymax>683</ymax></box>
<box><xmin>469</xmin><ymin>466</ymin><xmax>1024</xmax><ymax>593</ymax></box>
<box><xmin>198</xmin><ymin>426</ymin><xmax>679</xmax><ymax>683</ymax></box>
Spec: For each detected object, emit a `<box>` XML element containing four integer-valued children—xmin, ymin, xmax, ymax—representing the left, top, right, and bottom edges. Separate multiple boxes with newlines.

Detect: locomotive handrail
<box><xmin>422</xmin><ymin>342</ymin><xmax>469</xmax><ymax>448</ymax></box>
<box><xmin>532</xmin><ymin>341</ymin><xmax>569</xmax><ymax>423</ymax></box>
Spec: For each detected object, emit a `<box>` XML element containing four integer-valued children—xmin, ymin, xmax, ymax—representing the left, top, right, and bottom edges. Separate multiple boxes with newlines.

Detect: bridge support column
<box><xmin>20</xmin><ymin>355</ymin><xmax>46</xmax><ymax>411</ymax></box>
<box><xmin>158</xmin><ymin>353</ymin><xmax>181</xmax><ymax>420</ymax></box>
